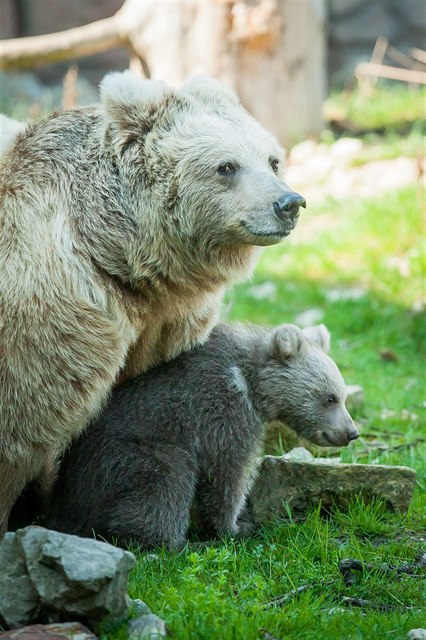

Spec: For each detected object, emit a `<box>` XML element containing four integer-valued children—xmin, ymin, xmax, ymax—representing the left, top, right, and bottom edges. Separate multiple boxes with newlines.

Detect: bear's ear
<box><xmin>271</xmin><ymin>324</ymin><xmax>303</xmax><ymax>361</ymax></box>
<box><xmin>182</xmin><ymin>76</ymin><xmax>239</xmax><ymax>107</ymax></box>
<box><xmin>302</xmin><ymin>324</ymin><xmax>331</xmax><ymax>353</ymax></box>
<box><xmin>100</xmin><ymin>70</ymin><xmax>176</xmax><ymax>134</ymax></box>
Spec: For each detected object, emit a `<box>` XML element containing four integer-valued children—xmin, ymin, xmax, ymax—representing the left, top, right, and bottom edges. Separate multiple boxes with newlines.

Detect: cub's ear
<box><xmin>270</xmin><ymin>324</ymin><xmax>303</xmax><ymax>361</ymax></box>
<box><xmin>302</xmin><ymin>324</ymin><xmax>331</xmax><ymax>353</ymax></box>
<box><xmin>100</xmin><ymin>70</ymin><xmax>175</xmax><ymax>135</ymax></box>
<box><xmin>182</xmin><ymin>75</ymin><xmax>239</xmax><ymax>107</ymax></box>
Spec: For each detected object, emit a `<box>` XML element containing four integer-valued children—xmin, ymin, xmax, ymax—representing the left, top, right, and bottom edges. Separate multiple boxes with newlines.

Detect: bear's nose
<box><xmin>273</xmin><ymin>192</ymin><xmax>306</xmax><ymax>223</ymax></box>
<box><xmin>348</xmin><ymin>427</ymin><xmax>360</xmax><ymax>441</ymax></box>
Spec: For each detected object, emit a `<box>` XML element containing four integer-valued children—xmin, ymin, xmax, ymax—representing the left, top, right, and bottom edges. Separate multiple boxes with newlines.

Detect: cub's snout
<box><xmin>321</xmin><ymin>411</ymin><xmax>360</xmax><ymax>447</ymax></box>
<box><xmin>321</xmin><ymin>424</ymin><xmax>359</xmax><ymax>447</ymax></box>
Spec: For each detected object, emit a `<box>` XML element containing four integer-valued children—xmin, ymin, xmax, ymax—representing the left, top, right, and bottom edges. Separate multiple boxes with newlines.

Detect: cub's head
<box><xmin>258</xmin><ymin>324</ymin><xmax>359</xmax><ymax>447</ymax></box>
<box><xmin>99</xmin><ymin>71</ymin><xmax>305</xmax><ymax>258</ymax></box>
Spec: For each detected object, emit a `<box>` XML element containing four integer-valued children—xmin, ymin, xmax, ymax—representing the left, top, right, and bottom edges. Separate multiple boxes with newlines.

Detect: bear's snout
<box><xmin>273</xmin><ymin>192</ymin><xmax>306</xmax><ymax>225</ymax></box>
<box><xmin>321</xmin><ymin>420</ymin><xmax>359</xmax><ymax>447</ymax></box>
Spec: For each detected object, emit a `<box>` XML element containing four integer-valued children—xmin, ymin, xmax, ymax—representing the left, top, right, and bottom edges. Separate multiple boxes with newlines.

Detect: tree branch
<box><xmin>0</xmin><ymin>16</ymin><xmax>126</xmax><ymax>70</ymax></box>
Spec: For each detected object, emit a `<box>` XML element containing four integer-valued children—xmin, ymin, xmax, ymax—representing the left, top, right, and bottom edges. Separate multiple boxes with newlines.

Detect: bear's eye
<box><xmin>218</xmin><ymin>162</ymin><xmax>236</xmax><ymax>176</ymax></box>
<box><xmin>270</xmin><ymin>158</ymin><xmax>279</xmax><ymax>174</ymax></box>
<box><xmin>326</xmin><ymin>394</ymin><xmax>338</xmax><ymax>405</ymax></box>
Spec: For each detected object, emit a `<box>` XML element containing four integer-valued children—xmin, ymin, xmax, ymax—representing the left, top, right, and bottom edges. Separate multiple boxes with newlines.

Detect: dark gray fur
<box><xmin>45</xmin><ymin>322</ymin><xmax>357</xmax><ymax>549</ymax></box>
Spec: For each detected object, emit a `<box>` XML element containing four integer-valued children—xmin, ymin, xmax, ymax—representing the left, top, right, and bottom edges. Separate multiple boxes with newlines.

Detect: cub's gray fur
<box><xmin>45</xmin><ymin>323</ymin><xmax>358</xmax><ymax>549</ymax></box>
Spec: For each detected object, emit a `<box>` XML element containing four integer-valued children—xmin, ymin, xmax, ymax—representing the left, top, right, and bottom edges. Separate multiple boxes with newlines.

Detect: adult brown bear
<box><xmin>0</xmin><ymin>71</ymin><xmax>305</xmax><ymax>533</ymax></box>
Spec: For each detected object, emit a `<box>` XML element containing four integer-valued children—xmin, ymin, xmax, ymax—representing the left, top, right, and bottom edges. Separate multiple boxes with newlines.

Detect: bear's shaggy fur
<box><xmin>44</xmin><ymin>323</ymin><xmax>358</xmax><ymax>549</ymax></box>
<box><xmin>0</xmin><ymin>72</ymin><xmax>305</xmax><ymax>533</ymax></box>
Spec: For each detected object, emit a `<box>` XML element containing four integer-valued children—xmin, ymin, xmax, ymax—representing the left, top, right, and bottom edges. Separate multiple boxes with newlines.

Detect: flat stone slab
<box><xmin>248</xmin><ymin>457</ymin><xmax>416</xmax><ymax>522</ymax></box>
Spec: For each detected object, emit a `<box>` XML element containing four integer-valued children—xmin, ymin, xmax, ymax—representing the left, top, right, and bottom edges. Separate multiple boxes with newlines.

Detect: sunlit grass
<box><xmin>102</xmin><ymin>503</ymin><xmax>425</xmax><ymax>639</ymax></box>
<box><xmin>324</xmin><ymin>84</ymin><xmax>426</xmax><ymax>132</ymax></box>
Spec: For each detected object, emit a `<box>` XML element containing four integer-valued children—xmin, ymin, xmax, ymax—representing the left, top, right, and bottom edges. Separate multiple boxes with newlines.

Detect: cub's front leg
<box><xmin>195</xmin><ymin>415</ymin><xmax>263</xmax><ymax>538</ymax></box>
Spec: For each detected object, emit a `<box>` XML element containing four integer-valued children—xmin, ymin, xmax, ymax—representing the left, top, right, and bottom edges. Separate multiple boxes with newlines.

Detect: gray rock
<box><xmin>0</xmin><ymin>533</ymin><xmax>40</xmax><ymax>628</ymax></box>
<box><xmin>294</xmin><ymin>308</ymin><xmax>324</xmax><ymax>328</ymax></box>
<box><xmin>18</xmin><ymin>527</ymin><xmax>135</xmax><ymax>619</ymax></box>
<box><xmin>142</xmin><ymin>554</ymin><xmax>160</xmax><ymax>563</ymax></box>
<box><xmin>314</xmin><ymin>456</ymin><xmax>342</xmax><ymax>465</ymax></box>
<box><xmin>330</xmin><ymin>138</ymin><xmax>363</xmax><ymax>159</ymax></box>
<box><xmin>0</xmin><ymin>526</ymin><xmax>135</xmax><ymax>631</ymax></box>
<box><xmin>128</xmin><ymin>614</ymin><xmax>167</xmax><ymax>639</ymax></box>
<box><xmin>408</xmin><ymin>630</ymin><xmax>426</xmax><ymax>640</ymax></box>
<box><xmin>248</xmin><ymin>457</ymin><xmax>416</xmax><ymax>523</ymax></box>
<box><xmin>0</xmin><ymin>622</ymin><xmax>97</xmax><ymax>639</ymax></box>
<box><xmin>345</xmin><ymin>384</ymin><xmax>364</xmax><ymax>414</ymax></box>
<box><xmin>130</xmin><ymin>599</ymin><xmax>152</xmax><ymax>617</ymax></box>
<box><xmin>282</xmin><ymin>447</ymin><xmax>314</xmax><ymax>462</ymax></box>
<box><xmin>282</xmin><ymin>447</ymin><xmax>341</xmax><ymax>465</ymax></box>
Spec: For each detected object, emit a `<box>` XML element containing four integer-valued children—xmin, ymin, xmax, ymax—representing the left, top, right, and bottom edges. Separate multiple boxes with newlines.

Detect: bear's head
<box><xmin>99</xmin><ymin>71</ymin><xmax>306</xmax><ymax>283</ymax></box>
<box><xmin>258</xmin><ymin>324</ymin><xmax>359</xmax><ymax>447</ymax></box>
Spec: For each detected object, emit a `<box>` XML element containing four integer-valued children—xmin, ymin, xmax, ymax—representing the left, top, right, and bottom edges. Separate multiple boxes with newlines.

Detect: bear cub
<box><xmin>45</xmin><ymin>323</ymin><xmax>358</xmax><ymax>549</ymax></box>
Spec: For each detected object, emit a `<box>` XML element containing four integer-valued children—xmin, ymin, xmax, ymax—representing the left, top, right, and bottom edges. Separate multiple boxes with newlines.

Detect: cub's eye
<box><xmin>326</xmin><ymin>394</ymin><xmax>338</xmax><ymax>405</ymax></box>
<box><xmin>218</xmin><ymin>162</ymin><xmax>236</xmax><ymax>176</ymax></box>
<box><xmin>270</xmin><ymin>158</ymin><xmax>279</xmax><ymax>174</ymax></box>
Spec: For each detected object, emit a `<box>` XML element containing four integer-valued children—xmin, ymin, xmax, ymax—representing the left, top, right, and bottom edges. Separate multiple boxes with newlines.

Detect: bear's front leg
<box><xmin>0</xmin><ymin>447</ymin><xmax>50</xmax><ymax>535</ymax></box>
<box><xmin>0</xmin><ymin>461</ymin><xmax>26</xmax><ymax>535</ymax></box>
<box><xmin>194</xmin><ymin>383</ymin><xmax>263</xmax><ymax>540</ymax></box>
<box><xmin>194</xmin><ymin>462</ymin><xmax>255</xmax><ymax>539</ymax></box>
<box><xmin>95</xmin><ymin>443</ymin><xmax>198</xmax><ymax>550</ymax></box>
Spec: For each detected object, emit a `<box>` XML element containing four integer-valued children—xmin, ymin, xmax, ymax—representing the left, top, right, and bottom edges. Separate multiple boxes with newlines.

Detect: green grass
<box><xmin>322</xmin><ymin>84</ymin><xmax>425</xmax><ymax>165</ymax></box>
<box><xmin>123</xmin><ymin>511</ymin><xmax>425</xmax><ymax>640</ymax></box>
<box><xmin>324</xmin><ymin>84</ymin><xmax>426</xmax><ymax>132</ymax></box>
<box><xmin>101</xmin><ymin>184</ymin><xmax>425</xmax><ymax>639</ymax></box>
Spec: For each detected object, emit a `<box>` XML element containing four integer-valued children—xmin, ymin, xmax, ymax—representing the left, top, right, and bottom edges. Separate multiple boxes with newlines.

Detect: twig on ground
<box><xmin>263</xmin><ymin>584</ymin><xmax>311</xmax><ymax>608</ymax></box>
<box><xmin>341</xmin><ymin>596</ymin><xmax>395</xmax><ymax>611</ymax></box>
<box><xmin>262</xmin><ymin>554</ymin><xmax>425</xmax><ymax>610</ymax></box>
<box><xmin>339</xmin><ymin>554</ymin><xmax>426</xmax><ymax>586</ymax></box>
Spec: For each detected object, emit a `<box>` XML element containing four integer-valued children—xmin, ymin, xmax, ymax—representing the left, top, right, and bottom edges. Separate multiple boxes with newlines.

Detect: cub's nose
<box><xmin>273</xmin><ymin>192</ymin><xmax>306</xmax><ymax>223</ymax></box>
<box><xmin>348</xmin><ymin>427</ymin><xmax>360</xmax><ymax>441</ymax></box>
